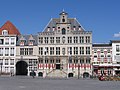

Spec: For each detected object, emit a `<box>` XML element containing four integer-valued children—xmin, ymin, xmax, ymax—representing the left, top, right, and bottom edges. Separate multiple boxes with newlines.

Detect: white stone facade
<box><xmin>0</xmin><ymin>34</ymin><xmax>16</xmax><ymax>75</ymax></box>
<box><xmin>37</xmin><ymin>11</ymin><xmax>92</xmax><ymax>78</ymax></box>
<box><xmin>111</xmin><ymin>41</ymin><xmax>120</xmax><ymax>75</ymax></box>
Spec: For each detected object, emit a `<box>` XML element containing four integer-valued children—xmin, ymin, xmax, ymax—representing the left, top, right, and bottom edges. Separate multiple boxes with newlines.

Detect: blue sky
<box><xmin>0</xmin><ymin>0</ymin><xmax>120</xmax><ymax>43</ymax></box>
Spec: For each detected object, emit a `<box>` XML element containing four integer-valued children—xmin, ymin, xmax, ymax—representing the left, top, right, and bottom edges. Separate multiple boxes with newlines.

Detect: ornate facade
<box><xmin>37</xmin><ymin>11</ymin><xmax>92</xmax><ymax>78</ymax></box>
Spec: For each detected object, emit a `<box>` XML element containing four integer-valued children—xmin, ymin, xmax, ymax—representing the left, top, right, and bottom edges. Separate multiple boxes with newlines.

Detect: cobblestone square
<box><xmin>0</xmin><ymin>76</ymin><xmax>119</xmax><ymax>90</ymax></box>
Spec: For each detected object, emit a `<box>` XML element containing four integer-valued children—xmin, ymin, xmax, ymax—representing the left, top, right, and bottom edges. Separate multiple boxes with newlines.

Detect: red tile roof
<box><xmin>0</xmin><ymin>21</ymin><xmax>21</xmax><ymax>35</ymax></box>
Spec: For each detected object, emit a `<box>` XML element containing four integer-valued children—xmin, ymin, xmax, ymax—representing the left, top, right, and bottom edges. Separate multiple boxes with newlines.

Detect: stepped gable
<box><xmin>0</xmin><ymin>21</ymin><xmax>21</xmax><ymax>35</ymax></box>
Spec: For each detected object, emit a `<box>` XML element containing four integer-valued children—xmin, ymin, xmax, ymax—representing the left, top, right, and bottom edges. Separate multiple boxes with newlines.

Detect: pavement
<box><xmin>0</xmin><ymin>76</ymin><xmax>120</xmax><ymax>90</ymax></box>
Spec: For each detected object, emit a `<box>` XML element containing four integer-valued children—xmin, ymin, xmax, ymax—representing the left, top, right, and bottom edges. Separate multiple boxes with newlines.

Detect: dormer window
<box><xmin>2</xmin><ymin>30</ymin><xmax>8</xmax><ymax>35</ymax></box>
<box><xmin>29</xmin><ymin>40</ymin><xmax>34</xmax><ymax>46</ymax></box>
<box><xmin>20</xmin><ymin>40</ymin><xmax>25</xmax><ymax>46</ymax></box>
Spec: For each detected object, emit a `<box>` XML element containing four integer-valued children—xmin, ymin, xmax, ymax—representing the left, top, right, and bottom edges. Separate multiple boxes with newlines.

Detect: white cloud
<box><xmin>114</xmin><ymin>32</ymin><xmax>120</xmax><ymax>37</ymax></box>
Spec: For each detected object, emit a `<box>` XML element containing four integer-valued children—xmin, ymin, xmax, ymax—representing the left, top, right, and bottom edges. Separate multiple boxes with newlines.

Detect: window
<box><xmin>29</xmin><ymin>59</ymin><xmax>37</xmax><ymax>67</ymax></box>
<box><xmin>74</xmin><ymin>57</ymin><xmax>78</xmax><ymax>64</ymax></box>
<box><xmin>39</xmin><ymin>47</ymin><xmax>43</xmax><ymax>55</ymax></box>
<box><xmin>56</xmin><ymin>37</ymin><xmax>60</xmax><ymax>43</ymax></box>
<box><xmin>62</xmin><ymin>16</ymin><xmax>65</xmax><ymax>22</ymax></box>
<box><xmin>50</xmin><ymin>58</ymin><xmax>54</xmax><ymax>63</ymax></box>
<box><xmin>0</xmin><ymin>48</ymin><xmax>3</xmax><ymax>56</ymax></box>
<box><xmin>10</xmin><ymin>59</ymin><xmax>14</xmax><ymax>65</ymax></box>
<box><xmin>20</xmin><ymin>48</ymin><xmax>33</xmax><ymax>55</ymax></box>
<box><xmin>5</xmin><ymin>48</ymin><xmax>9</xmax><ymax>56</ymax></box>
<box><xmin>62</xmin><ymin>36</ymin><xmax>65</xmax><ymax>43</ymax></box>
<box><xmin>0</xmin><ymin>59</ymin><xmax>3</xmax><ymax>65</ymax></box>
<box><xmin>68</xmin><ymin>47</ymin><xmax>72</xmax><ymax>55</ymax></box>
<box><xmin>0</xmin><ymin>39</ymin><xmax>4</xmax><ymax>45</ymax></box>
<box><xmin>101</xmin><ymin>55</ymin><xmax>104</xmax><ymax>57</ymax></box>
<box><xmin>80</xmin><ymin>58</ymin><xmax>84</xmax><ymax>64</ymax></box>
<box><xmin>86</xmin><ymin>47</ymin><xmax>90</xmax><ymax>55</ymax></box>
<box><xmin>20</xmin><ymin>48</ymin><xmax>24</xmax><ymax>55</ymax></box>
<box><xmin>56</xmin><ymin>47</ymin><xmax>60</xmax><ymax>55</ymax></box>
<box><xmin>62</xmin><ymin>18</ymin><xmax>65</xmax><ymax>22</ymax></box>
<box><xmin>50</xmin><ymin>47</ymin><xmax>54</xmax><ymax>55</ymax></box>
<box><xmin>94</xmin><ymin>49</ymin><xmax>97</xmax><ymax>53</ymax></box>
<box><xmin>44</xmin><ymin>47</ymin><xmax>49</xmax><ymax>55</ymax></box>
<box><xmin>62</xmin><ymin>48</ymin><xmax>65</xmax><ymax>55</ymax></box>
<box><xmin>2</xmin><ymin>30</ymin><xmax>8</xmax><ymax>35</ymax></box>
<box><xmin>39</xmin><ymin>59</ymin><xmax>43</xmax><ymax>63</ymax></box>
<box><xmin>69</xmin><ymin>57</ymin><xmax>72</xmax><ymax>63</ymax></box>
<box><xmin>74</xmin><ymin>47</ymin><xmax>78</xmax><ymax>55</ymax></box>
<box><xmin>39</xmin><ymin>37</ymin><xmax>43</xmax><ymax>44</ymax></box>
<box><xmin>68</xmin><ymin>37</ymin><xmax>72</xmax><ymax>43</ymax></box>
<box><xmin>86</xmin><ymin>58</ymin><xmax>90</xmax><ymax>64</ymax></box>
<box><xmin>79</xmin><ymin>36</ymin><xmax>84</xmax><ymax>43</ymax></box>
<box><xmin>11</xmin><ymin>38</ymin><xmax>15</xmax><ymax>45</ymax></box>
<box><xmin>107</xmin><ymin>55</ymin><xmax>111</xmax><ymax>57</ymax></box>
<box><xmin>101</xmin><ymin>49</ymin><xmax>104</xmax><ymax>53</ymax></box>
<box><xmin>86</xmin><ymin>36</ymin><xmax>90</xmax><ymax>43</ymax></box>
<box><xmin>5</xmin><ymin>38</ymin><xmax>9</xmax><ymax>45</ymax></box>
<box><xmin>80</xmin><ymin>47</ymin><xmax>84</xmax><ymax>55</ymax></box>
<box><xmin>10</xmin><ymin>48</ymin><xmax>14</xmax><ymax>56</ymax></box>
<box><xmin>58</xmin><ymin>27</ymin><xmax>60</xmax><ymax>29</ymax></box>
<box><xmin>29</xmin><ymin>48</ymin><xmax>33</xmax><ymax>55</ymax></box>
<box><xmin>74</xmin><ymin>36</ymin><xmax>78</xmax><ymax>43</ymax></box>
<box><xmin>62</xmin><ymin>28</ymin><xmax>66</xmax><ymax>35</ymax></box>
<box><xmin>107</xmin><ymin>49</ymin><xmax>111</xmax><ymax>53</ymax></box>
<box><xmin>50</xmin><ymin>37</ymin><xmax>54</xmax><ymax>44</ymax></box>
<box><xmin>94</xmin><ymin>55</ymin><xmax>97</xmax><ymax>58</ymax></box>
<box><xmin>5</xmin><ymin>59</ymin><xmax>9</xmax><ymax>65</ymax></box>
<box><xmin>116</xmin><ymin>45</ymin><xmax>120</xmax><ymax>52</ymax></box>
<box><xmin>25</xmin><ymin>48</ymin><xmax>29</xmax><ymax>55</ymax></box>
<box><xmin>29</xmin><ymin>67</ymin><xmax>32</xmax><ymax>71</ymax></box>
<box><xmin>56</xmin><ymin>58</ymin><xmax>60</xmax><ymax>63</ymax></box>
<box><xmin>45</xmin><ymin>58</ymin><xmax>49</xmax><ymax>63</ymax></box>
<box><xmin>44</xmin><ymin>37</ymin><xmax>49</xmax><ymax>44</ymax></box>
<box><xmin>34</xmin><ymin>67</ymin><xmax>37</xmax><ymax>71</ymax></box>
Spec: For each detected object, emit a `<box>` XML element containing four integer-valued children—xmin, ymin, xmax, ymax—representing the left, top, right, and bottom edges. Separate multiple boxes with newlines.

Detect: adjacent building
<box><xmin>16</xmin><ymin>35</ymin><xmax>38</xmax><ymax>76</ymax></box>
<box><xmin>92</xmin><ymin>43</ymin><xmax>113</xmax><ymax>76</ymax></box>
<box><xmin>111</xmin><ymin>40</ymin><xmax>120</xmax><ymax>75</ymax></box>
<box><xmin>0</xmin><ymin>21</ymin><xmax>20</xmax><ymax>75</ymax></box>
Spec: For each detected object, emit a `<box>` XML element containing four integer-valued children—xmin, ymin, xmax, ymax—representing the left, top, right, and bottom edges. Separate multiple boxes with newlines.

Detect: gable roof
<box><xmin>43</xmin><ymin>18</ymin><xmax>85</xmax><ymax>32</ymax></box>
<box><xmin>0</xmin><ymin>21</ymin><xmax>21</xmax><ymax>35</ymax></box>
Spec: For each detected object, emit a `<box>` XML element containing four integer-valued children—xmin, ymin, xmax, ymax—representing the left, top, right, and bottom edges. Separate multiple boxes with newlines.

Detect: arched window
<box><xmin>62</xmin><ymin>16</ymin><xmax>65</xmax><ymax>22</ymax></box>
<box><xmin>62</xmin><ymin>28</ymin><xmax>66</xmax><ymax>35</ymax></box>
<box><xmin>2</xmin><ymin>30</ymin><xmax>8</xmax><ymax>35</ymax></box>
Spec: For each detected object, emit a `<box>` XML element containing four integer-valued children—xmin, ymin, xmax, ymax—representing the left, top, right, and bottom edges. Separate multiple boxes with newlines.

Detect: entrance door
<box><xmin>16</xmin><ymin>61</ymin><xmax>28</xmax><ymax>75</ymax></box>
<box><xmin>56</xmin><ymin>64</ymin><xmax>60</xmax><ymax>69</ymax></box>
